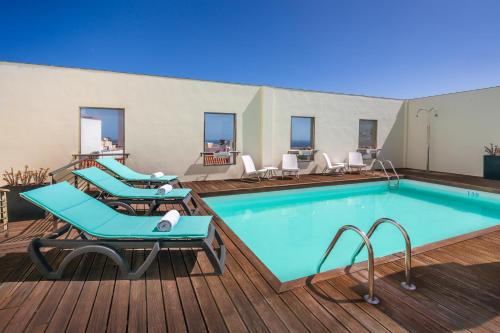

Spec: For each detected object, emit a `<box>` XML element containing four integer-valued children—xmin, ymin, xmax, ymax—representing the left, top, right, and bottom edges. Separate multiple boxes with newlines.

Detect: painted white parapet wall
<box><xmin>0</xmin><ymin>62</ymin><xmax>406</xmax><ymax>181</ymax></box>
<box><xmin>0</xmin><ymin>61</ymin><xmax>497</xmax><ymax>181</ymax></box>
<box><xmin>407</xmin><ymin>87</ymin><xmax>500</xmax><ymax>177</ymax></box>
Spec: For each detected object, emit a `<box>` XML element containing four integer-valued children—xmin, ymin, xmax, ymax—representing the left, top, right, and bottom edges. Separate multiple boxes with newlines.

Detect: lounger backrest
<box><xmin>282</xmin><ymin>154</ymin><xmax>298</xmax><ymax>170</ymax></box>
<box><xmin>322</xmin><ymin>153</ymin><xmax>333</xmax><ymax>168</ymax></box>
<box><xmin>96</xmin><ymin>157</ymin><xmax>137</xmax><ymax>178</ymax></box>
<box><xmin>349</xmin><ymin>152</ymin><xmax>364</xmax><ymax>166</ymax></box>
<box><xmin>20</xmin><ymin>182</ymin><xmax>119</xmax><ymax>237</ymax></box>
<box><xmin>241</xmin><ymin>155</ymin><xmax>257</xmax><ymax>174</ymax></box>
<box><xmin>73</xmin><ymin>167</ymin><xmax>133</xmax><ymax>196</ymax></box>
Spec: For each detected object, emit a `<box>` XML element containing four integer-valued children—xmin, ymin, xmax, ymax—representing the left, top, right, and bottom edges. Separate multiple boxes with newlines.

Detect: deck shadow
<box><xmin>306</xmin><ymin>261</ymin><xmax>500</xmax><ymax>330</ymax></box>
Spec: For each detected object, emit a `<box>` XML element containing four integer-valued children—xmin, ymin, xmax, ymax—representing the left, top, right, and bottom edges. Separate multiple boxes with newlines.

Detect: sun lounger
<box><xmin>282</xmin><ymin>154</ymin><xmax>300</xmax><ymax>179</ymax></box>
<box><xmin>348</xmin><ymin>152</ymin><xmax>368</xmax><ymax>173</ymax></box>
<box><xmin>322</xmin><ymin>153</ymin><xmax>346</xmax><ymax>175</ymax></box>
<box><xmin>240</xmin><ymin>155</ymin><xmax>268</xmax><ymax>182</ymax></box>
<box><xmin>73</xmin><ymin>167</ymin><xmax>197</xmax><ymax>215</ymax></box>
<box><xmin>95</xmin><ymin>157</ymin><xmax>178</xmax><ymax>186</ymax></box>
<box><xmin>20</xmin><ymin>182</ymin><xmax>225</xmax><ymax>280</ymax></box>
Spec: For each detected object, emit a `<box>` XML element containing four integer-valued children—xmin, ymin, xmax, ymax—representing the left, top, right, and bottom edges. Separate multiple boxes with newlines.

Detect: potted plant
<box><xmin>1</xmin><ymin>166</ymin><xmax>49</xmax><ymax>221</ymax></box>
<box><xmin>483</xmin><ymin>143</ymin><xmax>500</xmax><ymax>180</ymax></box>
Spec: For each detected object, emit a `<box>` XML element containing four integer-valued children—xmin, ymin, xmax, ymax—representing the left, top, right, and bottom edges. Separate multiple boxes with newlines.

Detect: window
<box><xmin>291</xmin><ymin>116</ymin><xmax>314</xmax><ymax>149</ymax></box>
<box><xmin>203</xmin><ymin>112</ymin><xmax>236</xmax><ymax>165</ymax></box>
<box><xmin>80</xmin><ymin>108</ymin><xmax>125</xmax><ymax>154</ymax></box>
<box><xmin>358</xmin><ymin>119</ymin><xmax>377</xmax><ymax>149</ymax></box>
<box><xmin>290</xmin><ymin>116</ymin><xmax>315</xmax><ymax>161</ymax></box>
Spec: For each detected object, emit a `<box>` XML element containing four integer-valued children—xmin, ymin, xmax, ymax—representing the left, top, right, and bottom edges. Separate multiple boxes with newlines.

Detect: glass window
<box><xmin>291</xmin><ymin>116</ymin><xmax>314</xmax><ymax>149</ymax></box>
<box><xmin>203</xmin><ymin>113</ymin><xmax>236</xmax><ymax>165</ymax></box>
<box><xmin>80</xmin><ymin>108</ymin><xmax>125</xmax><ymax>154</ymax></box>
<box><xmin>358</xmin><ymin>119</ymin><xmax>377</xmax><ymax>148</ymax></box>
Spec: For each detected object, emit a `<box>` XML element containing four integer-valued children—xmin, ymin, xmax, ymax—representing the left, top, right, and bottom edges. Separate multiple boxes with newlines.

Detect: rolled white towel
<box><xmin>157</xmin><ymin>210</ymin><xmax>180</xmax><ymax>232</ymax></box>
<box><xmin>151</xmin><ymin>171</ymin><xmax>164</xmax><ymax>178</ymax></box>
<box><xmin>156</xmin><ymin>184</ymin><xmax>173</xmax><ymax>195</ymax></box>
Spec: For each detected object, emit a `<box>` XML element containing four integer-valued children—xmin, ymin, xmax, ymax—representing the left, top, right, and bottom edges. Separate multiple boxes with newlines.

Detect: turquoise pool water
<box><xmin>204</xmin><ymin>180</ymin><xmax>500</xmax><ymax>282</ymax></box>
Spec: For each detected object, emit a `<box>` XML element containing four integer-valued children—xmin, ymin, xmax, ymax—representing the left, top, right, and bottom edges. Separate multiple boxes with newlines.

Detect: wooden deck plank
<box><xmin>106</xmin><ymin>251</ymin><xmax>132</xmax><ymax>333</ymax></box>
<box><xmin>384</xmin><ymin>261</ymin><xmax>499</xmax><ymax>333</ymax></box>
<box><xmin>65</xmin><ymin>253</ymin><xmax>108</xmax><ymax>333</ymax></box>
<box><xmin>45</xmin><ymin>253</ymin><xmax>97</xmax><ymax>333</ymax></box>
<box><xmin>127</xmin><ymin>250</ymin><xmax>148</xmax><ymax>333</ymax></box>
<box><xmin>374</xmin><ymin>262</ymin><xmax>476</xmax><ymax>333</ymax></box>
<box><xmin>145</xmin><ymin>256</ymin><xmax>167</xmax><ymax>333</ymax></box>
<box><xmin>291</xmin><ymin>287</ymin><xmax>348</xmax><ymax>332</ymax></box>
<box><xmin>313</xmin><ymin>280</ymin><xmax>391</xmax><ymax>333</ymax></box>
<box><xmin>385</xmin><ymin>260</ymin><xmax>500</xmax><ymax>330</ymax></box>
<box><xmin>181</xmin><ymin>248</ymin><xmax>229</xmax><ymax>333</ymax></box>
<box><xmin>326</xmin><ymin>279</ymin><xmax>410</xmax><ymax>333</ymax></box>
<box><xmin>0</xmin><ymin>250</ymin><xmax>61</xmax><ymax>310</ymax></box>
<box><xmin>86</xmin><ymin>255</ymin><xmax>118</xmax><ymax>333</ymax></box>
<box><xmin>193</xmin><ymin>249</ymin><xmax>250</xmax><ymax>333</ymax></box>
<box><xmin>17</xmin><ymin>252</ymin><xmax>84</xmax><ymax>332</ymax></box>
<box><xmin>278</xmin><ymin>291</ymin><xmax>330</xmax><ymax>333</ymax></box>
<box><xmin>223</xmin><ymin>254</ymin><xmax>291</xmax><ymax>332</ymax></box>
<box><xmin>170</xmin><ymin>249</ymin><xmax>208</xmax><ymax>332</ymax></box>
<box><xmin>158</xmin><ymin>250</ymin><xmax>188</xmax><ymax>333</ymax></box>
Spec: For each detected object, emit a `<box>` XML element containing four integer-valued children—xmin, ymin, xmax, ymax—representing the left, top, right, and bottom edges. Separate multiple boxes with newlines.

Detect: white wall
<box><xmin>407</xmin><ymin>87</ymin><xmax>500</xmax><ymax>176</ymax></box>
<box><xmin>269</xmin><ymin>88</ymin><xmax>405</xmax><ymax>172</ymax></box>
<box><xmin>0</xmin><ymin>62</ymin><xmax>407</xmax><ymax>183</ymax></box>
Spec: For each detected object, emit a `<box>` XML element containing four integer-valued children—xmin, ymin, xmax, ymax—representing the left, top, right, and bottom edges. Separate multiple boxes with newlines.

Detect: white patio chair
<box><xmin>348</xmin><ymin>152</ymin><xmax>367</xmax><ymax>173</ymax></box>
<box><xmin>282</xmin><ymin>154</ymin><xmax>299</xmax><ymax>179</ymax></box>
<box><xmin>322</xmin><ymin>153</ymin><xmax>346</xmax><ymax>175</ymax></box>
<box><xmin>240</xmin><ymin>155</ymin><xmax>267</xmax><ymax>182</ymax></box>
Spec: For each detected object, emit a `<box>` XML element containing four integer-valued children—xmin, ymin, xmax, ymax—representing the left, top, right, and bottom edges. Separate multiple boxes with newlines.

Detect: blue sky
<box><xmin>1</xmin><ymin>0</ymin><xmax>499</xmax><ymax>98</ymax></box>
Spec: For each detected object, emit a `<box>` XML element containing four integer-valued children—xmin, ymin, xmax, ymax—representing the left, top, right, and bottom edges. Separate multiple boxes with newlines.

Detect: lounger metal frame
<box><xmin>28</xmin><ymin>222</ymin><xmax>226</xmax><ymax>280</ymax></box>
<box><xmin>95</xmin><ymin>190</ymin><xmax>199</xmax><ymax>215</ymax></box>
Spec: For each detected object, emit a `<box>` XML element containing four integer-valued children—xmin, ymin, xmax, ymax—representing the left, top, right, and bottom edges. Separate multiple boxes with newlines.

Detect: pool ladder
<box><xmin>373</xmin><ymin>159</ymin><xmax>400</xmax><ymax>189</ymax></box>
<box><xmin>317</xmin><ymin>218</ymin><xmax>415</xmax><ymax>305</ymax></box>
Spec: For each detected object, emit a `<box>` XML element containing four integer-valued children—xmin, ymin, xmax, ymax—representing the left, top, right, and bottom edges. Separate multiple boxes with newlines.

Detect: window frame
<box><xmin>358</xmin><ymin>119</ymin><xmax>378</xmax><ymax>149</ymax></box>
<box><xmin>203</xmin><ymin>112</ymin><xmax>237</xmax><ymax>166</ymax></box>
<box><xmin>290</xmin><ymin>116</ymin><xmax>315</xmax><ymax>150</ymax></box>
<box><xmin>79</xmin><ymin>106</ymin><xmax>125</xmax><ymax>154</ymax></box>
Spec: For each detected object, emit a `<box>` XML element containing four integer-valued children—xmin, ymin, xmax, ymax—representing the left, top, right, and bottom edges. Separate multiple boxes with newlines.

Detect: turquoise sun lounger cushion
<box><xmin>73</xmin><ymin>167</ymin><xmax>191</xmax><ymax>199</ymax></box>
<box><xmin>96</xmin><ymin>158</ymin><xmax>177</xmax><ymax>183</ymax></box>
<box><xmin>20</xmin><ymin>182</ymin><xmax>211</xmax><ymax>239</ymax></box>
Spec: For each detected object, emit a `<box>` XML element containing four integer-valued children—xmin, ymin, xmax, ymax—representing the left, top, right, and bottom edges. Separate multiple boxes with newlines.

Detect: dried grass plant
<box><xmin>2</xmin><ymin>166</ymin><xmax>49</xmax><ymax>186</ymax></box>
<box><xmin>484</xmin><ymin>143</ymin><xmax>499</xmax><ymax>156</ymax></box>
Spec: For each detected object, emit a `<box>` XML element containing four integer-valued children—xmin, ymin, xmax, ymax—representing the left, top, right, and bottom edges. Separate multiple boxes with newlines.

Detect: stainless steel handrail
<box><xmin>317</xmin><ymin>225</ymin><xmax>380</xmax><ymax>304</ymax></box>
<box><xmin>373</xmin><ymin>159</ymin><xmax>399</xmax><ymax>189</ymax></box>
<box><xmin>383</xmin><ymin>160</ymin><xmax>400</xmax><ymax>185</ymax></box>
<box><xmin>351</xmin><ymin>218</ymin><xmax>416</xmax><ymax>291</ymax></box>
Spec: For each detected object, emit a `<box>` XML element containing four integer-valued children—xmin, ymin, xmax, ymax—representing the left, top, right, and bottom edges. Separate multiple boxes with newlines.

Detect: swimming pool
<box><xmin>204</xmin><ymin>180</ymin><xmax>500</xmax><ymax>283</ymax></box>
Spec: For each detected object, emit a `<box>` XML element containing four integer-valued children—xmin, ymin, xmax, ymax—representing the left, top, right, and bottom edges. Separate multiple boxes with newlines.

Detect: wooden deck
<box><xmin>0</xmin><ymin>172</ymin><xmax>498</xmax><ymax>332</ymax></box>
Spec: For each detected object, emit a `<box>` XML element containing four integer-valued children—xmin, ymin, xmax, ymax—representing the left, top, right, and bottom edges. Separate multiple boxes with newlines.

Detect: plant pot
<box><xmin>1</xmin><ymin>184</ymin><xmax>47</xmax><ymax>222</ymax></box>
<box><xmin>483</xmin><ymin>155</ymin><xmax>500</xmax><ymax>180</ymax></box>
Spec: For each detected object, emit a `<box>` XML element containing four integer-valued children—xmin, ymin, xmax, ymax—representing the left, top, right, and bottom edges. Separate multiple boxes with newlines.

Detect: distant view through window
<box><xmin>80</xmin><ymin>108</ymin><xmax>124</xmax><ymax>154</ymax></box>
<box><xmin>204</xmin><ymin>113</ymin><xmax>236</xmax><ymax>165</ymax></box>
<box><xmin>291</xmin><ymin>116</ymin><xmax>314</xmax><ymax>149</ymax></box>
<box><xmin>358</xmin><ymin>119</ymin><xmax>377</xmax><ymax>148</ymax></box>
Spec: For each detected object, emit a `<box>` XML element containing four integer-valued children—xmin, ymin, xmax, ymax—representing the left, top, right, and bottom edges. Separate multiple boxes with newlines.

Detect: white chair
<box><xmin>282</xmin><ymin>154</ymin><xmax>299</xmax><ymax>179</ymax></box>
<box><xmin>322</xmin><ymin>153</ymin><xmax>346</xmax><ymax>175</ymax></box>
<box><xmin>240</xmin><ymin>155</ymin><xmax>267</xmax><ymax>182</ymax></box>
<box><xmin>348</xmin><ymin>152</ymin><xmax>367</xmax><ymax>173</ymax></box>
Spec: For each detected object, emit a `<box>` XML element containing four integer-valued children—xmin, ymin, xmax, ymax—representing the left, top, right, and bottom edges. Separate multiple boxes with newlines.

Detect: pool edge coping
<box><xmin>193</xmin><ymin>177</ymin><xmax>500</xmax><ymax>293</ymax></box>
